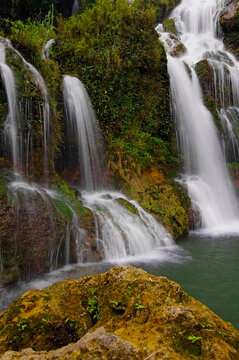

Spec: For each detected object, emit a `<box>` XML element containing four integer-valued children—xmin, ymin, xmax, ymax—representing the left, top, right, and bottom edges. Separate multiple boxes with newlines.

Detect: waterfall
<box><xmin>42</xmin><ymin>39</ymin><xmax>55</xmax><ymax>60</ymax></box>
<box><xmin>72</xmin><ymin>0</ymin><xmax>80</xmax><ymax>14</ymax></box>
<box><xmin>0</xmin><ymin>41</ymin><xmax>18</xmax><ymax>170</ymax></box>
<box><xmin>7</xmin><ymin>176</ymin><xmax>86</xmax><ymax>271</ymax></box>
<box><xmin>3</xmin><ymin>38</ymin><xmax>50</xmax><ymax>180</ymax></box>
<box><xmin>63</xmin><ymin>75</ymin><xmax>103</xmax><ymax>191</ymax></box>
<box><xmin>63</xmin><ymin>75</ymin><xmax>173</xmax><ymax>260</ymax></box>
<box><xmin>158</xmin><ymin>0</ymin><xmax>239</xmax><ymax>235</ymax></box>
<box><xmin>83</xmin><ymin>191</ymin><xmax>173</xmax><ymax>260</ymax></box>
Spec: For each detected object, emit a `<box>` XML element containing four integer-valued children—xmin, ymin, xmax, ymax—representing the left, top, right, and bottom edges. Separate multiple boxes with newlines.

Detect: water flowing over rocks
<box><xmin>0</xmin><ymin>266</ymin><xmax>239</xmax><ymax>359</ymax></box>
<box><xmin>107</xmin><ymin>153</ymin><xmax>190</xmax><ymax>238</ymax></box>
<box><xmin>158</xmin><ymin>0</ymin><xmax>239</xmax><ymax>235</ymax></box>
<box><xmin>0</xmin><ymin>170</ymin><xmax>99</xmax><ymax>287</ymax></box>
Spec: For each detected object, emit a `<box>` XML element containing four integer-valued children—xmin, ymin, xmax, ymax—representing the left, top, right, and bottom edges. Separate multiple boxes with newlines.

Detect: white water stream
<box><xmin>0</xmin><ymin>40</ymin><xmax>18</xmax><ymax>170</ymax></box>
<box><xmin>83</xmin><ymin>191</ymin><xmax>173</xmax><ymax>260</ymax></box>
<box><xmin>42</xmin><ymin>39</ymin><xmax>55</xmax><ymax>60</ymax></box>
<box><xmin>72</xmin><ymin>0</ymin><xmax>80</xmax><ymax>14</ymax></box>
<box><xmin>158</xmin><ymin>0</ymin><xmax>239</xmax><ymax>235</ymax></box>
<box><xmin>63</xmin><ymin>75</ymin><xmax>173</xmax><ymax>259</ymax></box>
<box><xmin>8</xmin><ymin>176</ymin><xmax>85</xmax><ymax>269</ymax></box>
<box><xmin>63</xmin><ymin>75</ymin><xmax>103</xmax><ymax>191</ymax></box>
<box><xmin>3</xmin><ymin>38</ymin><xmax>50</xmax><ymax>180</ymax></box>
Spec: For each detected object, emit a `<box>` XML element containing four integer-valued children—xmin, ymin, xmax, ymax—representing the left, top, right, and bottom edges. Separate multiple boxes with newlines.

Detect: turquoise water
<box><xmin>141</xmin><ymin>234</ymin><xmax>239</xmax><ymax>329</ymax></box>
<box><xmin>1</xmin><ymin>234</ymin><xmax>239</xmax><ymax>330</ymax></box>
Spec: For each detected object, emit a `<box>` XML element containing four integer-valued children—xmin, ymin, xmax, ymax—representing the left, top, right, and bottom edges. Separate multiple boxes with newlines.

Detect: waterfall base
<box><xmin>177</xmin><ymin>175</ymin><xmax>239</xmax><ymax>236</ymax></box>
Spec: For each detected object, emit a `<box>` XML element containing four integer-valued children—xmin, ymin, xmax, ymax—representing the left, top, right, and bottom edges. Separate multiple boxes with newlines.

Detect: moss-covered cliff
<box><xmin>0</xmin><ymin>266</ymin><xmax>239</xmax><ymax>359</ymax></box>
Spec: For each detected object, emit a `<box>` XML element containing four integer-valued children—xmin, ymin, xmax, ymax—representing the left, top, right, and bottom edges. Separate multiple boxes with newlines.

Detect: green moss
<box><xmin>117</xmin><ymin>198</ymin><xmax>139</xmax><ymax>216</ymax></box>
<box><xmin>108</xmin><ymin>152</ymin><xmax>189</xmax><ymax>238</ymax></box>
<box><xmin>53</xmin><ymin>174</ymin><xmax>78</xmax><ymax>203</ymax></box>
<box><xmin>0</xmin><ymin>184</ymin><xmax>8</xmax><ymax>197</ymax></box>
<box><xmin>133</xmin><ymin>0</ymin><xmax>180</xmax><ymax>23</ymax></box>
<box><xmin>195</xmin><ymin>60</ymin><xmax>223</xmax><ymax>130</ymax></box>
<box><xmin>52</xmin><ymin>198</ymin><xmax>73</xmax><ymax>221</ymax></box>
<box><xmin>205</xmin><ymin>98</ymin><xmax>222</xmax><ymax>130</ymax></box>
<box><xmin>163</xmin><ymin>18</ymin><xmax>176</xmax><ymax>34</ymax></box>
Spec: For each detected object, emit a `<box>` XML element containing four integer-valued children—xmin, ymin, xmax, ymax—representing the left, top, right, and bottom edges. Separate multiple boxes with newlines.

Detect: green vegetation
<box><xmin>52</xmin><ymin>198</ymin><xmax>73</xmax><ymax>221</ymax></box>
<box><xmin>135</xmin><ymin>302</ymin><xmax>145</xmax><ymax>310</ymax></box>
<box><xmin>163</xmin><ymin>18</ymin><xmax>176</xmax><ymax>34</ymax></box>
<box><xmin>0</xmin><ymin>0</ymin><xmax>181</xmax><ymax>179</ymax></box>
<box><xmin>88</xmin><ymin>296</ymin><xmax>100</xmax><ymax>322</ymax></box>
<box><xmin>132</xmin><ymin>0</ymin><xmax>180</xmax><ymax>23</ymax></box>
<box><xmin>187</xmin><ymin>335</ymin><xmax>202</xmax><ymax>343</ymax></box>
<box><xmin>53</xmin><ymin>0</ymin><xmax>174</xmax><ymax>170</ymax></box>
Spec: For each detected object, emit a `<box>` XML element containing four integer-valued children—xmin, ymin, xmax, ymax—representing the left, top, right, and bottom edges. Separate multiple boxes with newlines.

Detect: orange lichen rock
<box><xmin>0</xmin><ymin>266</ymin><xmax>238</xmax><ymax>359</ymax></box>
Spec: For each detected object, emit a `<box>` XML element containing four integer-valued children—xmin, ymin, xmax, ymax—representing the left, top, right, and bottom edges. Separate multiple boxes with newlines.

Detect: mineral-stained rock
<box><xmin>0</xmin><ymin>266</ymin><xmax>239</xmax><ymax>359</ymax></box>
<box><xmin>220</xmin><ymin>1</ymin><xmax>239</xmax><ymax>59</ymax></box>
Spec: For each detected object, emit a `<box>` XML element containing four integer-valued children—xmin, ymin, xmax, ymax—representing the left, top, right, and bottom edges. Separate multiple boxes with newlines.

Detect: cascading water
<box><xmin>4</xmin><ymin>173</ymin><xmax>86</xmax><ymax>273</ymax></box>
<box><xmin>3</xmin><ymin>38</ymin><xmax>50</xmax><ymax>179</ymax></box>
<box><xmin>0</xmin><ymin>40</ymin><xmax>18</xmax><ymax>170</ymax></box>
<box><xmin>63</xmin><ymin>75</ymin><xmax>173</xmax><ymax>260</ymax></box>
<box><xmin>42</xmin><ymin>39</ymin><xmax>55</xmax><ymax>60</ymax></box>
<box><xmin>158</xmin><ymin>0</ymin><xmax>239</xmax><ymax>234</ymax></box>
<box><xmin>72</xmin><ymin>0</ymin><xmax>80</xmax><ymax>14</ymax></box>
<box><xmin>83</xmin><ymin>191</ymin><xmax>173</xmax><ymax>260</ymax></box>
<box><xmin>63</xmin><ymin>75</ymin><xmax>103</xmax><ymax>192</ymax></box>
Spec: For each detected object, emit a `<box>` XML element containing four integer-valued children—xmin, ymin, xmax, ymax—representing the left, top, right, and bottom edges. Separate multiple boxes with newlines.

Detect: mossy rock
<box><xmin>170</xmin><ymin>39</ymin><xmax>187</xmax><ymax>57</ymax></box>
<box><xmin>117</xmin><ymin>198</ymin><xmax>139</xmax><ymax>216</ymax></box>
<box><xmin>106</xmin><ymin>152</ymin><xmax>190</xmax><ymax>239</ymax></box>
<box><xmin>220</xmin><ymin>1</ymin><xmax>239</xmax><ymax>59</ymax></box>
<box><xmin>0</xmin><ymin>266</ymin><xmax>239</xmax><ymax>359</ymax></box>
<box><xmin>163</xmin><ymin>18</ymin><xmax>177</xmax><ymax>34</ymax></box>
<box><xmin>195</xmin><ymin>60</ymin><xmax>223</xmax><ymax>130</ymax></box>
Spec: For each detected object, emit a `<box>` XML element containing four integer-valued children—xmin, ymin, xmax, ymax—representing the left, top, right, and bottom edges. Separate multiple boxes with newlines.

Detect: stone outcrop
<box><xmin>107</xmin><ymin>153</ymin><xmax>190</xmax><ymax>238</ymax></box>
<box><xmin>0</xmin><ymin>266</ymin><xmax>238</xmax><ymax>359</ymax></box>
<box><xmin>220</xmin><ymin>1</ymin><xmax>239</xmax><ymax>59</ymax></box>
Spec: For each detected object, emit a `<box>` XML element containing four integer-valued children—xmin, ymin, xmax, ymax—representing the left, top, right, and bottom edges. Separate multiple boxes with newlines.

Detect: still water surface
<box><xmin>1</xmin><ymin>234</ymin><xmax>238</xmax><ymax>329</ymax></box>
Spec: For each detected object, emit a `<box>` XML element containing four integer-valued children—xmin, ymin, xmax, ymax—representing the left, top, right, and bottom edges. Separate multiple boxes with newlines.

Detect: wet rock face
<box><xmin>220</xmin><ymin>1</ymin><xmax>239</xmax><ymax>59</ymax></box>
<box><xmin>169</xmin><ymin>38</ymin><xmax>187</xmax><ymax>57</ymax></box>
<box><xmin>107</xmin><ymin>152</ymin><xmax>190</xmax><ymax>239</ymax></box>
<box><xmin>195</xmin><ymin>59</ymin><xmax>223</xmax><ymax>130</ymax></box>
<box><xmin>0</xmin><ymin>170</ymin><xmax>98</xmax><ymax>287</ymax></box>
<box><xmin>220</xmin><ymin>1</ymin><xmax>239</xmax><ymax>29</ymax></box>
<box><xmin>0</xmin><ymin>178</ymin><xmax>68</xmax><ymax>287</ymax></box>
<box><xmin>0</xmin><ymin>266</ymin><xmax>239</xmax><ymax>359</ymax></box>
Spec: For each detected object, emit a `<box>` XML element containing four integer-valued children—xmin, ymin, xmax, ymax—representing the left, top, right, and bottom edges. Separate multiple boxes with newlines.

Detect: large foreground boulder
<box><xmin>0</xmin><ymin>266</ymin><xmax>239</xmax><ymax>359</ymax></box>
